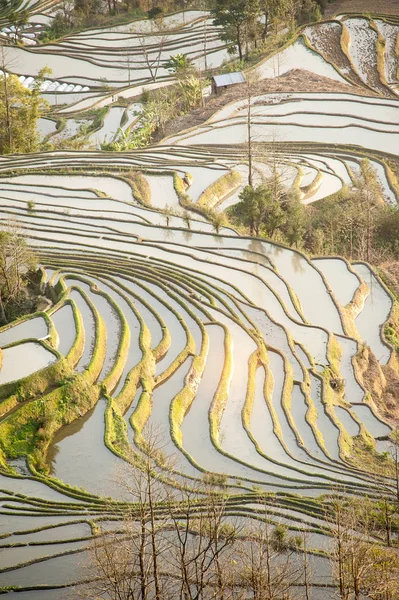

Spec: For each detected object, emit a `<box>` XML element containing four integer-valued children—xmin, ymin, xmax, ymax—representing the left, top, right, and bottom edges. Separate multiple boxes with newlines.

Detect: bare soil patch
<box><xmin>157</xmin><ymin>69</ymin><xmax>375</xmax><ymax>142</ymax></box>
<box><xmin>325</xmin><ymin>0</ymin><xmax>399</xmax><ymax>18</ymax></box>
<box><xmin>307</xmin><ymin>22</ymin><xmax>366</xmax><ymax>88</ymax></box>
<box><xmin>381</xmin><ymin>262</ymin><xmax>399</xmax><ymax>297</ymax></box>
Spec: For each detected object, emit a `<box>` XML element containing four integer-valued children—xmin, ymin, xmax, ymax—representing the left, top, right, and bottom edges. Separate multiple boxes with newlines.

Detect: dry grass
<box><xmin>382</xmin><ymin>262</ymin><xmax>399</xmax><ymax>297</ymax></box>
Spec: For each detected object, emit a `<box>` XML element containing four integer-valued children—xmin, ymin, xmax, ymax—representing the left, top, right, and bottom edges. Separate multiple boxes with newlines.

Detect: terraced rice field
<box><xmin>2</xmin><ymin>9</ymin><xmax>228</xmax><ymax>109</ymax></box>
<box><xmin>0</xmin><ymin>147</ymin><xmax>398</xmax><ymax>593</ymax></box>
<box><xmin>1</xmin><ymin>4</ymin><xmax>399</xmax><ymax>596</ymax></box>
<box><xmin>163</xmin><ymin>91</ymin><xmax>399</xmax><ymax>207</ymax></box>
<box><xmin>303</xmin><ymin>14</ymin><xmax>399</xmax><ymax>96</ymax></box>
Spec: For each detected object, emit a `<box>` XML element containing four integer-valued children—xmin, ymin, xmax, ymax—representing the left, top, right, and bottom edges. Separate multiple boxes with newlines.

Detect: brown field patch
<box><xmin>325</xmin><ymin>0</ymin><xmax>399</xmax><ymax>18</ymax></box>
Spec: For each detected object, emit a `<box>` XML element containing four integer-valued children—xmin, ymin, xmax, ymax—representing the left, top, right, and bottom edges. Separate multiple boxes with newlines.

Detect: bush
<box><xmin>147</xmin><ymin>6</ymin><xmax>163</xmax><ymax>19</ymax></box>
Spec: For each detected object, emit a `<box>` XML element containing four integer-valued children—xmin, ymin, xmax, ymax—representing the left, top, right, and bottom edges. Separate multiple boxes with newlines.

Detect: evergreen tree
<box><xmin>211</xmin><ymin>0</ymin><xmax>262</xmax><ymax>61</ymax></box>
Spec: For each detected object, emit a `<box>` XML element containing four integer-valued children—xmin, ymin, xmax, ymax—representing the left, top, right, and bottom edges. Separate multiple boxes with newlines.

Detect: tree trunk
<box><xmin>139</xmin><ymin>518</ymin><xmax>147</xmax><ymax>600</ymax></box>
<box><xmin>0</xmin><ymin>292</ymin><xmax>6</xmax><ymax>324</ymax></box>
<box><xmin>2</xmin><ymin>54</ymin><xmax>13</xmax><ymax>153</ymax></box>
<box><xmin>236</xmin><ymin>24</ymin><xmax>243</xmax><ymax>61</ymax></box>
<box><xmin>395</xmin><ymin>438</ymin><xmax>399</xmax><ymax>504</ymax></box>
<box><xmin>367</xmin><ymin>204</ymin><xmax>372</xmax><ymax>262</ymax></box>
<box><xmin>246</xmin><ymin>81</ymin><xmax>253</xmax><ymax>187</ymax></box>
<box><xmin>303</xmin><ymin>531</ymin><xmax>311</xmax><ymax>600</ymax></box>
<box><xmin>148</xmin><ymin>478</ymin><xmax>161</xmax><ymax>600</ymax></box>
<box><xmin>262</xmin><ymin>9</ymin><xmax>269</xmax><ymax>40</ymax></box>
<box><xmin>384</xmin><ymin>502</ymin><xmax>392</xmax><ymax>547</ymax></box>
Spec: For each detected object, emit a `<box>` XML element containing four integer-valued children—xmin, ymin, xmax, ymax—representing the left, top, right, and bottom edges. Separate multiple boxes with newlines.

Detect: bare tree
<box><xmin>135</xmin><ymin>19</ymin><xmax>169</xmax><ymax>83</ymax></box>
<box><xmin>301</xmin><ymin>529</ymin><xmax>312</xmax><ymax>600</ymax></box>
<box><xmin>329</xmin><ymin>495</ymin><xmax>399</xmax><ymax>600</ymax></box>
<box><xmin>1</xmin><ymin>46</ymin><xmax>13</xmax><ymax>153</ymax></box>
<box><xmin>86</xmin><ymin>425</ymin><xmax>173</xmax><ymax>600</ymax></box>
<box><xmin>0</xmin><ymin>220</ymin><xmax>37</xmax><ymax>323</ymax></box>
<box><xmin>165</xmin><ymin>480</ymin><xmax>238</xmax><ymax>600</ymax></box>
<box><xmin>245</xmin><ymin>73</ymin><xmax>260</xmax><ymax>187</ymax></box>
<box><xmin>238</xmin><ymin>507</ymin><xmax>302</xmax><ymax>599</ymax></box>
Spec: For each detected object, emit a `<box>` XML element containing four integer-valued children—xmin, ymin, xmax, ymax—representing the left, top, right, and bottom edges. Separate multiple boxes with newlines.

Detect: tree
<box><xmin>7</xmin><ymin>9</ymin><xmax>29</xmax><ymax>42</ymax></box>
<box><xmin>0</xmin><ymin>0</ymin><xmax>20</xmax><ymax>18</ymax></box>
<box><xmin>0</xmin><ymin>224</ymin><xmax>37</xmax><ymax>324</ymax></box>
<box><xmin>0</xmin><ymin>50</ymin><xmax>49</xmax><ymax>155</ymax></box>
<box><xmin>134</xmin><ymin>16</ymin><xmax>168</xmax><ymax>82</ymax></box>
<box><xmin>264</xmin><ymin>0</ymin><xmax>320</xmax><ymax>33</ymax></box>
<box><xmin>231</xmin><ymin>184</ymin><xmax>270</xmax><ymax>236</ymax></box>
<box><xmin>38</xmin><ymin>5</ymin><xmax>74</xmax><ymax>42</ymax></box>
<box><xmin>330</xmin><ymin>496</ymin><xmax>399</xmax><ymax>600</ymax></box>
<box><xmin>165</xmin><ymin>478</ymin><xmax>239</xmax><ymax>600</ymax></box>
<box><xmin>359</xmin><ymin>159</ymin><xmax>381</xmax><ymax>263</ymax></box>
<box><xmin>230</xmin><ymin>177</ymin><xmax>300</xmax><ymax>238</ymax></box>
<box><xmin>87</xmin><ymin>426</ymin><xmax>173</xmax><ymax>600</ymax></box>
<box><xmin>86</xmin><ymin>429</ymin><xmax>241</xmax><ymax>600</ymax></box>
<box><xmin>164</xmin><ymin>53</ymin><xmax>194</xmax><ymax>76</ymax></box>
<box><xmin>238</xmin><ymin>510</ymin><xmax>302</xmax><ymax>599</ymax></box>
<box><xmin>178</xmin><ymin>74</ymin><xmax>204</xmax><ymax>112</ymax></box>
<box><xmin>212</xmin><ymin>211</ymin><xmax>226</xmax><ymax>233</ymax></box>
<box><xmin>245</xmin><ymin>74</ymin><xmax>255</xmax><ymax>186</ymax></box>
<box><xmin>139</xmin><ymin>32</ymin><xmax>167</xmax><ymax>82</ymax></box>
<box><xmin>211</xmin><ymin>0</ymin><xmax>262</xmax><ymax>61</ymax></box>
<box><xmin>73</xmin><ymin>0</ymin><xmax>103</xmax><ymax>23</ymax></box>
<box><xmin>147</xmin><ymin>6</ymin><xmax>163</xmax><ymax>19</ymax></box>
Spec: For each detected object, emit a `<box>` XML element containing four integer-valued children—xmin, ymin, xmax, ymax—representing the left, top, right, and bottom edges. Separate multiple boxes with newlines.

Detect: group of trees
<box><xmin>0</xmin><ymin>224</ymin><xmax>37</xmax><ymax>324</ymax></box>
<box><xmin>39</xmin><ymin>0</ymin><xmax>324</xmax><ymax>45</ymax></box>
<box><xmin>229</xmin><ymin>171</ymin><xmax>304</xmax><ymax>244</ymax></box>
<box><xmin>85</xmin><ymin>429</ymin><xmax>399</xmax><ymax>600</ymax></box>
<box><xmin>211</xmin><ymin>0</ymin><xmax>322</xmax><ymax>61</ymax></box>
<box><xmin>102</xmin><ymin>54</ymin><xmax>205</xmax><ymax>150</ymax></box>
<box><xmin>328</xmin><ymin>497</ymin><xmax>399</xmax><ymax>600</ymax></box>
<box><xmin>39</xmin><ymin>0</ymin><xmax>183</xmax><ymax>40</ymax></box>
<box><xmin>86</xmin><ymin>436</ymin><xmax>306</xmax><ymax>600</ymax></box>
<box><xmin>302</xmin><ymin>160</ymin><xmax>399</xmax><ymax>262</ymax></box>
<box><xmin>0</xmin><ymin>48</ymin><xmax>50</xmax><ymax>155</ymax></box>
<box><xmin>39</xmin><ymin>0</ymin><xmax>109</xmax><ymax>40</ymax></box>
<box><xmin>0</xmin><ymin>0</ymin><xmax>27</xmax><ymax>20</ymax></box>
<box><xmin>229</xmin><ymin>158</ymin><xmax>399</xmax><ymax>264</ymax></box>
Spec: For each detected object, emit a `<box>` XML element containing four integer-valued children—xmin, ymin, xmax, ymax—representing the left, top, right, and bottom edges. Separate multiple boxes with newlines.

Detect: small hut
<box><xmin>211</xmin><ymin>72</ymin><xmax>245</xmax><ymax>95</ymax></box>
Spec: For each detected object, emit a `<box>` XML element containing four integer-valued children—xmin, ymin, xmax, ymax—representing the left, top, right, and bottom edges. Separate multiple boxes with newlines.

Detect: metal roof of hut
<box><xmin>212</xmin><ymin>72</ymin><xmax>246</xmax><ymax>88</ymax></box>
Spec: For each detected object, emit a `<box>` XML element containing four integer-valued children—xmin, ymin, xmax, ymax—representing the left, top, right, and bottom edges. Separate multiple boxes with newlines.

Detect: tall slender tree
<box><xmin>211</xmin><ymin>0</ymin><xmax>262</xmax><ymax>61</ymax></box>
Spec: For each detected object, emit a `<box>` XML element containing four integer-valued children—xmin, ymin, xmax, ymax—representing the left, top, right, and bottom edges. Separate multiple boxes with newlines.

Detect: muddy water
<box><xmin>334</xmin><ymin>406</ymin><xmax>360</xmax><ymax>437</ymax></box>
<box><xmin>290</xmin><ymin>383</ymin><xmax>328</xmax><ymax>461</ymax></box>
<box><xmin>336</xmin><ymin>336</ymin><xmax>365</xmax><ymax>404</ymax></box>
<box><xmin>146</xmin><ymin>174</ymin><xmax>179</xmax><ymax>209</ymax></box>
<box><xmin>353</xmin><ymin>263</ymin><xmax>392</xmax><ymax>365</ymax></box>
<box><xmin>0</xmin><ymin>550</ymin><xmax>89</xmax><ymax>588</ymax></box>
<box><xmin>48</xmin><ymin>398</ymin><xmax>129</xmax><ymax>498</ymax></box>
<box><xmin>68</xmin><ymin>289</ymin><xmax>96</xmax><ymax>371</ymax></box>
<box><xmin>0</xmin><ymin>316</ymin><xmax>48</xmax><ymax>346</ymax></box>
<box><xmin>314</xmin><ymin>258</ymin><xmax>360</xmax><ymax>307</ymax></box>
<box><xmin>65</xmin><ymin>278</ymin><xmax>122</xmax><ymax>381</ymax></box>
<box><xmin>181</xmin><ymin>324</ymin><xmax>291</xmax><ymax>487</ymax></box>
<box><xmin>309</xmin><ymin>374</ymin><xmax>341</xmax><ymax>461</ymax></box>
<box><xmin>51</xmin><ymin>304</ymin><xmax>76</xmax><ymax>356</ymax></box>
<box><xmin>350</xmin><ymin>404</ymin><xmax>391</xmax><ymax>438</ymax></box>
<box><xmin>0</xmin><ymin>342</ymin><xmax>56</xmax><ymax>384</ymax></box>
